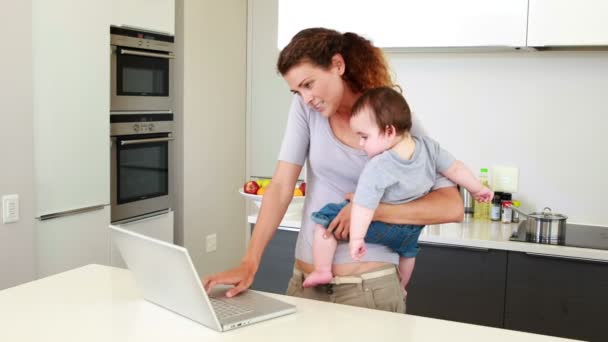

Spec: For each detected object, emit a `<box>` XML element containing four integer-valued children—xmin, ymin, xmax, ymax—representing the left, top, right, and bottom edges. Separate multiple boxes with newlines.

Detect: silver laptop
<box><xmin>109</xmin><ymin>225</ymin><xmax>296</xmax><ymax>331</ymax></box>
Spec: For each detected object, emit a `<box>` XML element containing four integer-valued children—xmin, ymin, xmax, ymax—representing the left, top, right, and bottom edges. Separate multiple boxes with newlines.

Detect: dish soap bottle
<box><xmin>473</xmin><ymin>168</ymin><xmax>490</xmax><ymax>220</ymax></box>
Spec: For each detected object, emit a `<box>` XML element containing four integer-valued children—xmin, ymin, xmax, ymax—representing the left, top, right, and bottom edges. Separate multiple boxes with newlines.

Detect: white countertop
<box><xmin>248</xmin><ymin>214</ymin><xmax>608</xmax><ymax>262</ymax></box>
<box><xmin>0</xmin><ymin>264</ymin><xmax>575</xmax><ymax>341</ymax></box>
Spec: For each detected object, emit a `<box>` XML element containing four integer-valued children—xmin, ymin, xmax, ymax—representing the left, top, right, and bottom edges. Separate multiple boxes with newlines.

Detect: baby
<box><xmin>303</xmin><ymin>87</ymin><xmax>493</xmax><ymax>290</ymax></box>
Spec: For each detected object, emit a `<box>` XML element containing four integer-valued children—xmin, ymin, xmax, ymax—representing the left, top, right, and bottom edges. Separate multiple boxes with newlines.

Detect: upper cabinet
<box><xmin>527</xmin><ymin>0</ymin><xmax>608</xmax><ymax>46</ymax></box>
<box><xmin>33</xmin><ymin>0</ymin><xmax>110</xmax><ymax>217</ymax></box>
<box><xmin>278</xmin><ymin>0</ymin><xmax>529</xmax><ymax>49</ymax></box>
<box><xmin>111</xmin><ymin>0</ymin><xmax>175</xmax><ymax>35</ymax></box>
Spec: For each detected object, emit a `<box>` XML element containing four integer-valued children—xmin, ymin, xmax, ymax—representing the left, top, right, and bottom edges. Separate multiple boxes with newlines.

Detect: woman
<box><xmin>203</xmin><ymin>28</ymin><xmax>463</xmax><ymax>313</ymax></box>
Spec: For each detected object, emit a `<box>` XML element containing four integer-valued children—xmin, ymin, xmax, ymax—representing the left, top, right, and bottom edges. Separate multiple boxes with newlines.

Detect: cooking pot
<box><xmin>512</xmin><ymin>207</ymin><xmax>567</xmax><ymax>245</ymax></box>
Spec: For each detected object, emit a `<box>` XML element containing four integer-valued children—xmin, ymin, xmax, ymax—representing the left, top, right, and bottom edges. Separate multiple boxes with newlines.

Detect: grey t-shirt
<box><xmin>278</xmin><ymin>96</ymin><xmax>455</xmax><ymax>265</ymax></box>
<box><xmin>354</xmin><ymin>136</ymin><xmax>456</xmax><ymax>210</ymax></box>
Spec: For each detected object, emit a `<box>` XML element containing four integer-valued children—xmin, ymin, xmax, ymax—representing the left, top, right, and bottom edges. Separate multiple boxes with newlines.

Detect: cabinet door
<box><xmin>278</xmin><ymin>0</ymin><xmax>528</xmax><ymax>49</ymax></box>
<box><xmin>111</xmin><ymin>0</ymin><xmax>175</xmax><ymax>35</ymax></box>
<box><xmin>505</xmin><ymin>252</ymin><xmax>608</xmax><ymax>341</ymax></box>
<box><xmin>527</xmin><ymin>0</ymin><xmax>608</xmax><ymax>46</ymax></box>
<box><xmin>111</xmin><ymin>211</ymin><xmax>174</xmax><ymax>268</ymax></box>
<box><xmin>37</xmin><ymin>206</ymin><xmax>111</xmax><ymax>278</ymax></box>
<box><xmin>407</xmin><ymin>243</ymin><xmax>507</xmax><ymax>328</ymax></box>
<box><xmin>33</xmin><ymin>0</ymin><xmax>110</xmax><ymax>218</ymax></box>
<box><xmin>250</xmin><ymin>227</ymin><xmax>297</xmax><ymax>294</ymax></box>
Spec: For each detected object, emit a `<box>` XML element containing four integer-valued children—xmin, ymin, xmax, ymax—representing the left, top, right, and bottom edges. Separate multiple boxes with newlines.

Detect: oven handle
<box><xmin>120</xmin><ymin>48</ymin><xmax>175</xmax><ymax>59</ymax></box>
<box><xmin>121</xmin><ymin>137</ymin><xmax>175</xmax><ymax>145</ymax></box>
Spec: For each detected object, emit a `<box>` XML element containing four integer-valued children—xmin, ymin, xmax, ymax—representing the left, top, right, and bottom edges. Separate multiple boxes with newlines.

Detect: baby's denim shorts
<box><xmin>311</xmin><ymin>200</ymin><xmax>424</xmax><ymax>258</ymax></box>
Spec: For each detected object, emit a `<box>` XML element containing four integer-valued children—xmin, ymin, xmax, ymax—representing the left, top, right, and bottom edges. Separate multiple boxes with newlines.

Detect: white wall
<box><xmin>249</xmin><ymin>0</ymin><xmax>608</xmax><ymax>227</ymax></box>
<box><xmin>388</xmin><ymin>51</ymin><xmax>608</xmax><ymax>226</ymax></box>
<box><xmin>0</xmin><ymin>1</ymin><xmax>37</xmax><ymax>289</ymax></box>
<box><xmin>175</xmin><ymin>0</ymin><xmax>247</xmax><ymax>276</ymax></box>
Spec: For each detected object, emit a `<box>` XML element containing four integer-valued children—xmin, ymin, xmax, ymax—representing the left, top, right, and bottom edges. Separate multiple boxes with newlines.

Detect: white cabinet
<box><xmin>33</xmin><ymin>0</ymin><xmax>110</xmax><ymax>218</ymax></box>
<box><xmin>527</xmin><ymin>0</ymin><xmax>608</xmax><ymax>46</ymax></box>
<box><xmin>111</xmin><ymin>211</ymin><xmax>174</xmax><ymax>268</ymax></box>
<box><xmin>278</xmin><ymin>0</ymin><xmax>528</xmax><ymax>49</ymax></box>
<box><xmin>33</xmin><ymin>0</ymin><xmax>111</xmax><ymax>278</ymax></box>
<box><xmin>37</xmin><ymin>207</ymin><xmax>111</xmax><ymax>278</ymax></box>
<box><xmin>111</xmin><ymin>0</ymin><xmax>175</xmax><ymax>35</ymax></box>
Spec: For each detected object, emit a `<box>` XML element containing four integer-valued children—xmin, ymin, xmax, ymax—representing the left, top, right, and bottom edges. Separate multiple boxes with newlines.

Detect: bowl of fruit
<box><xmin>239</xmin><ymin>179</ymin><xmax>306</xmax><ymax>215</ymax></box>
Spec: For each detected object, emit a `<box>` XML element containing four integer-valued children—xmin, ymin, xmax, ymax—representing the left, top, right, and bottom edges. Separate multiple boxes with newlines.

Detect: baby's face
<box><xmin>350</xmin><ymin>108</ymin><xmax>393</xmax><ymax>158</ymax></box>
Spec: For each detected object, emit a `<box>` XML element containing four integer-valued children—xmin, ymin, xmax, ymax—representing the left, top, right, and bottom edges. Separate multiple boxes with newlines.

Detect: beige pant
<box><xmin>285</xmin><ymin>264</ymin><xmax>406</xmax><ymax>313</ymax></box>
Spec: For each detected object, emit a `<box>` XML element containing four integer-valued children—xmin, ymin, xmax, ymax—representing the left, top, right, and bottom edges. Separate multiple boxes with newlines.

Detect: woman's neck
<box><xmin>391</xmin><ymin>134</ymin><xmax>416</xmax><ymax>160</ymax></box>
<box><xmin>335</xmin><ymin>86</ymin><xmax>360</xmax><ymax>119</ymax></box>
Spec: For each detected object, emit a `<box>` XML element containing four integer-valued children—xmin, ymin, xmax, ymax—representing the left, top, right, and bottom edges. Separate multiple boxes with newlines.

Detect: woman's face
<box><xmin>283</xmin><ymin>58</ymin><xmax>345</xmax><ymax>117</ymax></box>
<box><xmin>350</xmin><ymin>108</ymin><xmax>393</xmax><ymax>158</ymax></box>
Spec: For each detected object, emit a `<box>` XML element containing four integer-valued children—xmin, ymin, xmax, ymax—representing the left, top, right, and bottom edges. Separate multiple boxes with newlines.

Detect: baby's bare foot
<box><xmin>302</xmin><ymin>270</ymin><xmax>333</xmax><ymax>288</ymax></box>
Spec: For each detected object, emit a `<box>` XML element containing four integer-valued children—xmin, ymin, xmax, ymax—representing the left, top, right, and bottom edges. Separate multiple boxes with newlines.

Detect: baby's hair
<box><xmin>351</xmin><ymin>87</ymin><xmax>412</xmax><ymax>135</ymax></box>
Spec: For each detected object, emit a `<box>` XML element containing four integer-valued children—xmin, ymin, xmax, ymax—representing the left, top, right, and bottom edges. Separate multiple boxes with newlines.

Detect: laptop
<box><xmin>109</xmin><ymin>225</ymin><xmax>296</xmax><ymax>331</ymax></box>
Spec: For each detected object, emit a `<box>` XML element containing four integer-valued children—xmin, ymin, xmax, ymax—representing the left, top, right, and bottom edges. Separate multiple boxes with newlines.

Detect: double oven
<box><xmin>110</xmin><ymin>26</ymin><xmax>175</xmax><ymax>222</ymax></box>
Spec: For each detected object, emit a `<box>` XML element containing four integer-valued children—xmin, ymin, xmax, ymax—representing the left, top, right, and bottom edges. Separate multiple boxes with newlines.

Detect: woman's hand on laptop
<box><xmin>202</xmin><ymin>259</ymin><xmax>257</xmax><ymax>298</ymax></box>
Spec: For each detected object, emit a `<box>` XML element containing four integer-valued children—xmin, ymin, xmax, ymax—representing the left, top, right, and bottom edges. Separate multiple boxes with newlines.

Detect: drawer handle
<box><xmin>36</xmin><ymin>204</ymin><xmax>108</xmax><ymax>221</ymax></box>
<box><xmin>525</xmin><ymin>252</ymin><xmax>608</xmax><ymax>264</ymax></box>
<box><xmin>420</xmin><ymin>241</ymin><xmax>489</xmax><ymax>252</ymax></box>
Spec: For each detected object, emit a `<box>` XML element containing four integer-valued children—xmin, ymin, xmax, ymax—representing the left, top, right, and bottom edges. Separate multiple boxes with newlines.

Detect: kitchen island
<box><xmin>0</xmin><ymin>264</ymin><xmax>575</xmax><ymax>342</ymax></box>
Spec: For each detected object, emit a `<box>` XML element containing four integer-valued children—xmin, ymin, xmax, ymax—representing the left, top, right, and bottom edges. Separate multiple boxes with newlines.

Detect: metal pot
<box><xmin>512</xmin><ymin>207</ymin><xmax>568</xmax><ymax>245</ymax></box>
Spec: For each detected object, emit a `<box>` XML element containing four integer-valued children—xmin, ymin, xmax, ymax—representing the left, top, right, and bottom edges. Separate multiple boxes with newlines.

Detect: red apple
<box><xmin>244</xmin><ymin>180</ymin><xmax>260</xmax><ymax>195</ymax></box>
<box><xmin>298</xmin><ymin>182</ymin><xmax>306</xmax><ymax>196</ymax></box>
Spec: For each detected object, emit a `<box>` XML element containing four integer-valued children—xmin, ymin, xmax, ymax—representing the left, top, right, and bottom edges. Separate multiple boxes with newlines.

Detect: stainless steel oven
<box><xmin>111</xmin><ymin>112</ymin><xmax>174</xmax><ymax>222</ymax></box>
<box><xmin>111</xmin><ymin>26</ymin><xmax>174</xmax><ymax>112</ymax></box>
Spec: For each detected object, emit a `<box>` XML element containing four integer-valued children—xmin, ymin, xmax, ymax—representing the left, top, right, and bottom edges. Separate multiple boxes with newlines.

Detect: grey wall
<box><xmin>248</xmin><ymin>0</ymin><xmax>608</xmax><ymax>226</ymax></box>
<box><xmin>0</xmin><ymin>1</ymin><xmax>37</xmax><ymax>289</ymax></box>
<box><xmin>175</xmin><ymin>0</ymin><xmax>247</xmax><ymax>276</ymax></box>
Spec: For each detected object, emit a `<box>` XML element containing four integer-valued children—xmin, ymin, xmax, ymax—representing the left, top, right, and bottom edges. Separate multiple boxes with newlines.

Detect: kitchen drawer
<box><xmin>250</xmin><ymin>227</ymin><xmax>298</xmax><ymax>294</ymax></box>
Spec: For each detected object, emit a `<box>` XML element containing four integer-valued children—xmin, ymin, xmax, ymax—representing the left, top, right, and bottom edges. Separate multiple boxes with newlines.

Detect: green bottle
<box><xmin>473</xmin><ymin>168</ymin><xmax>490</xmax><ymax>220</ymax></box>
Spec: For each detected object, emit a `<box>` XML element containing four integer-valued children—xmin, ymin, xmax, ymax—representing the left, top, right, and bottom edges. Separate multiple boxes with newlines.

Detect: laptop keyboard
<box><xmin>210</xmin><ymin>297</ymin><xmax>254</xmax><ymax>320</ymax></box>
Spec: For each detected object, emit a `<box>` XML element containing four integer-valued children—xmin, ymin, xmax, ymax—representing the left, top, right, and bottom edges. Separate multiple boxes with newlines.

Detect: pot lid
<box><xmin>528</xmin><ymin>207</ymin><xmax>568</xmax><ymax>221</ymax></box>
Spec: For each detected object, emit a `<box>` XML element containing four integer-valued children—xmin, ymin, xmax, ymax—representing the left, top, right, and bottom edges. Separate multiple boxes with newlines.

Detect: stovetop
<box><xmin>510</xmin><ymin>223</ymin><xmax>608</xmax><ymax>251</ymax></box>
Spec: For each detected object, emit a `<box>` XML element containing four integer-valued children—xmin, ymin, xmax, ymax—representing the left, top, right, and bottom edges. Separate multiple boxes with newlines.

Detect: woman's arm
<box><xmin>203</xmin><ymin>161</ymin><xmax>302</xmax><ymax>297</ymax></box>
<box><xmin>373</xmin><ymin>186</ymin><xmax>464</xmax><ymax>225</ymax></box>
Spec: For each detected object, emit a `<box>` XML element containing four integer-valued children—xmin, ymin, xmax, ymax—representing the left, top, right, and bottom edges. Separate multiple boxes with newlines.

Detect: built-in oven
<box><xmin>111</xmin><ymin>111</ymin><xmax>174</xmax><ymax>222</ymax></box>
<box><xmin>110</xmin><ymin>26</ymin><xmax>174</xmax><ymax>112</ymax></box>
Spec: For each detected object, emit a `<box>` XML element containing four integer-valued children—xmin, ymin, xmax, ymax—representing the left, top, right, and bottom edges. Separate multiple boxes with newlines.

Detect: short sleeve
<box><xmin>423</xmin><ymin>136</ymin><xmax>457</xmax><ymax>189</ymax></box>
<box><xmin>278</xmin><ymin>96</ymin><xmax>310</xmax><ymax>166</ymax></box>
<box><xmin>353</xmin><ymin>157</ymin><xmax>397</xmax><ymax>210</ymax></box>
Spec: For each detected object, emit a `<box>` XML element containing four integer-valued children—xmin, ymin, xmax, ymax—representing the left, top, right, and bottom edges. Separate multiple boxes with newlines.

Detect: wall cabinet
<box><xmin>33</xmin><ymin>0</ymin><xmax>111</xmax><ymax>277</ymax></box>
<box><xmin>250</xmin><ymin>227</ymin><xmax>297</xmax><ymax>294</ymax></box>
<box><xmin>111</xmin><ymin>0</ymin><xmax>175</xmax><ymax>35</ymax></box>
<box><xmin>407</xmin><ymin>242</ymin><xmax>507</xmax><ymax>328</ymax></box>
<box><xmin>278</xmin><ymin>0</ymin><xmax>528</xmax><ymax>49</ymax></box>
<box><xmin>527</xmin><ymin>0</ymin><xmax>608</xmax><ymax>46</ymax></box>
<box><xmin>505</xmin><ymin>252</ymin><xmax>608</xmax><ymax>342</ymax></box>
<box><xmin>111</xmin><ymin>211</ymin><xmax>174</xmax><ymax>268</ymax></box>
<box><xmin>33</xmin><ymin>0</ymin><xmax>110</xmax><ymax>218</ymax></box>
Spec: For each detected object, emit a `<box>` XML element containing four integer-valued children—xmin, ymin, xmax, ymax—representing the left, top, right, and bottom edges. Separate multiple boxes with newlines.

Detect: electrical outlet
<box><xmin>2</xmin><ymin>194</ymin><xmax>19</xmax><ymax>224</ymax></box>
<box><xmin>206</xmin><ymin>234</ymin><xmax>217</xmax><ymax>252</ymax></box>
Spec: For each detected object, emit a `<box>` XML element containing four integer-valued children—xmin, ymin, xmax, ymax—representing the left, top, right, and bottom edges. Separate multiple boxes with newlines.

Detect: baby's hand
<box><xmin>472</xmin><ymin>187</ymin><xmax>494</xmax><ymax>202</ymax></box>
<box><xmin>349</xmin><ymin>238</ymin><xmax>367</xmax><ymax>261</ymax></box>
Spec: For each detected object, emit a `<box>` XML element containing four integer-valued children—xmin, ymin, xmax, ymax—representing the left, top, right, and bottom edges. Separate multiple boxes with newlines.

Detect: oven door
<box><xmin>111</xmin><ymin>46</ymin><xmax>173</xmax><ymax>111</ymax></box>
<box><xmin>111</xmin><ymin>133</ymin><xmax>173</xmax><ymax>222</ymax></box>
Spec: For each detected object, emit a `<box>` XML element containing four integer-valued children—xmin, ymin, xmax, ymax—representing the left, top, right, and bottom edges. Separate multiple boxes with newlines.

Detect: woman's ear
<box><xmin>331</xmin><ymin>54</ymin><xmax>345</xmax><ymax>75</ymax></box>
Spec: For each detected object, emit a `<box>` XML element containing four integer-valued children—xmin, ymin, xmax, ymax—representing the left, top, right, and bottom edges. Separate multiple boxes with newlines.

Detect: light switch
<box><xmin>2</xmin><ymin>194</ymin><xmax>19</xmax><ymax>224</ymax></box>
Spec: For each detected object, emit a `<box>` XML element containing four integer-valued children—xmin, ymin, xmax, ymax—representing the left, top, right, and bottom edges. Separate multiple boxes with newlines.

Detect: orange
<box><xmin>293</xmin><ymin>188</ymin><xmax>304</xmax><ymax>197</ymax></box>
<box><xmin>257</xmin><ymin>187</ymin><xmax>267</xmax><ymax>196</ymax></box>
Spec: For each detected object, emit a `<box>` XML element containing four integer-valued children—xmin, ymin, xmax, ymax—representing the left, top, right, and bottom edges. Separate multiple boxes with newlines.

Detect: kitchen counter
<box><xmin>0</xmin><ymin>264</ymin><xmax>576</xmax><ymax>341</ymax></box>
<box><xmin>247</xmin><ymin>214</ymin><xmax>608</xmax><ymax>262</ymax></box>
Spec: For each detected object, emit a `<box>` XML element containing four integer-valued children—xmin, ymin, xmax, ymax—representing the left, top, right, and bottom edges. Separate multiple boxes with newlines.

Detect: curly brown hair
<box><xmin>277</xmin><ymin>28</ymin><xmax>395</xmax><ymax>94</ymax></box>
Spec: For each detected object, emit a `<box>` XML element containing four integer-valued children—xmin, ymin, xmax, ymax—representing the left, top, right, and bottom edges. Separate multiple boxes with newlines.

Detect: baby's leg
<box><xmin>302</xmin><ymin>224</ymin><xmax>337</xmax><ymax>288</ymax></box>
<box><xmin>398</xmin><ymin>257</ymin><xmax>416</xmax><ymax>296</ymax></box>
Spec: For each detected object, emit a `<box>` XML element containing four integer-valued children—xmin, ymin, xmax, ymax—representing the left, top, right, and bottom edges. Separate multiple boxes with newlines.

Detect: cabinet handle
<box><xmin>120</xmin><ymin>48</ymin><xmax>174</xmax><ymax>59</ymax></box>
<box><xmin>419</xmin><ymin>241</ymin><xmax>489</xmax><ymax>252</ymax></box>
<box><xmin>277</xmin><ymin>227</ymin><xmax>300</xmax><ymax>232</ymax></box>
<box><xmin>37</xmin><ymin>204</ymin><xmax>107</xmax><ymax>221</ymax></box>
<box><xmin>525</xmin><ymin>252</ymin><xmax>608</xmax><ymax>264</ymax></box>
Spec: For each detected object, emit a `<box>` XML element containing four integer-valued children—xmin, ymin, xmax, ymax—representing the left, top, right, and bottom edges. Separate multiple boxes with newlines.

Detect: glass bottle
<box><xmin>473</xmin><ymin>168</ymin><xmax>490</xmax><ymax>220</ymax></box>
